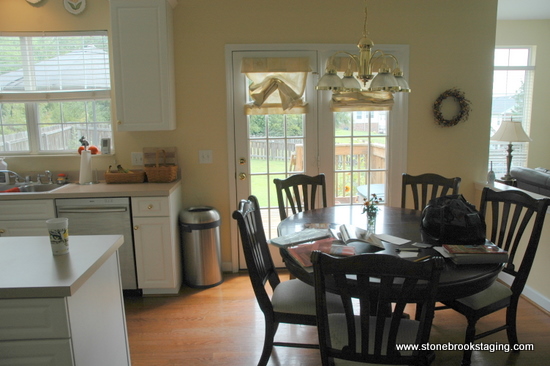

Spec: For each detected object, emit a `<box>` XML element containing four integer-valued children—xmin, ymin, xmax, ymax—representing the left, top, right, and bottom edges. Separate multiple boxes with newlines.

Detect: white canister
<box><xmin>0</xmin><ymin>157</ymin><xmax>9</xmax><ymax>185</ymax></box>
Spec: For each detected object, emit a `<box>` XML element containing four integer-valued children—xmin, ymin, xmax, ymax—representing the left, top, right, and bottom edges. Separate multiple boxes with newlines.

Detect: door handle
<box><xmin>238</xmin><ymin>173</ymin><xmax>247</xmax><ymax>180</ymax></box>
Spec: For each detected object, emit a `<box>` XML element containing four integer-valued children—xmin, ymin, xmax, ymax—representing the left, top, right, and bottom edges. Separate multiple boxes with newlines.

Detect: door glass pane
<box><xmin>334</xmin><ymin>111</ymin><xmax>388</xmax><ymax>206</ymax></box>
<box><xmin>249</xmin><ymin>113</ymin><xmax>305</xmax><ymax>239</ymax></box>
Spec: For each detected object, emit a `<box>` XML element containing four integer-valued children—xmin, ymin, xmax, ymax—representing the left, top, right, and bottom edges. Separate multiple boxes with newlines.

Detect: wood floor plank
<box><xmin>124</xmin><ymin>272</ymin><xmax>550</xmax><ymax>366</ymax></box>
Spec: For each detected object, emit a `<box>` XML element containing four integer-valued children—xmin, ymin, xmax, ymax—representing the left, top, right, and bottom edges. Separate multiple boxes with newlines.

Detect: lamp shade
<box><xmin>491</xmin><ymin>120</ymin><xmax>532</xmax><ymax>143</ymax></box>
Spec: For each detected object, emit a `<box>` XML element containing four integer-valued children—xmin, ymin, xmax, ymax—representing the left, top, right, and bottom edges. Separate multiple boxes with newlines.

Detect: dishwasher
<box><xmin>55</xmin><ymin>197</ymin><xmax>138</xmax><ymax>290</ymax></box>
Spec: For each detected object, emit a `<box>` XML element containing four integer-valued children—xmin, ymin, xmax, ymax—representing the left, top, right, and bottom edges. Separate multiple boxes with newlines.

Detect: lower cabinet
<box><xmin>132</xmin><ymin>188</ymin><xmax>182</xmax><ymax>295</ymax></box>
<box><xmin>0</xmin><ymin>200</ymin><xmax>55</xmax><ymax>237</ymax></box>
<box><xmin>0</xmin><ymin>254</ymin><xmax>130</xmax><ymax>366</ymax></box>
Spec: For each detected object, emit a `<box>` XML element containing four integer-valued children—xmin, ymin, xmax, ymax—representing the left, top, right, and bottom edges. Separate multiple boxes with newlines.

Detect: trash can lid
<box><xmin>179</xmin><ymin>206</ymin><xmax>221</xmax><ymax>224</ymax></box>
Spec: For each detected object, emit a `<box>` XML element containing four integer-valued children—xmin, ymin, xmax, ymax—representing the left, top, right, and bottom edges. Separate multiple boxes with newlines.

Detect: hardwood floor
<box><xmin>124</xmin><ymin>271</ymin><xmax>550</xmax><ymax>366</ymax></box>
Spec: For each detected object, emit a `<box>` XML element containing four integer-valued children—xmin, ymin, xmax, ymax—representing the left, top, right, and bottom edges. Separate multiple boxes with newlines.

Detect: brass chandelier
<box><xmin>316</xmin><ymin>0</ymin><xmax>411</xmax><ymax>94</ymax></box>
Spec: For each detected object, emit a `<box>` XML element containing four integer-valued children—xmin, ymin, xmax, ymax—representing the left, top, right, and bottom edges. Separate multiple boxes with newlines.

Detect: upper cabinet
<box><xmin>110</xmin><ymin>0</ymin><xmax>177</xmax><ymax>131</ymax></box>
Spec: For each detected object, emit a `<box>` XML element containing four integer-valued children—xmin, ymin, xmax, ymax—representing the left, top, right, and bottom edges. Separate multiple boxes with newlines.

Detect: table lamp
<box><xmin>490</xmin><ymin>120</ymin><xmax>532</xmax><ymax>181</ymax></box>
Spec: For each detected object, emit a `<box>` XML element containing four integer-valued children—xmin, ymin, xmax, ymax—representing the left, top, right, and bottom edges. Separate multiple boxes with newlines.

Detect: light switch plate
<box><xmin>199</xmin><ymin>150</ymin><xmax>213</xmax><ymax>164</ymax></box>
<box><xmin>131</xmin><ymin>152</ymin><xmax>143</xmax><ymax>166</ymax></box>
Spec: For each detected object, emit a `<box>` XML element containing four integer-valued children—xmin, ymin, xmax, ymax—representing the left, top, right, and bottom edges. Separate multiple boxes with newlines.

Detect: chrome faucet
<box><xmin>45</xmin><ymin>170</ymin><xmax>53</xmax><ymax>184</ymax></box>
<box><xmin>0</xmin><ymin>170</ymin><xmax>25</xmax><ymax>184</ymax></box>
<box><xmin>36</xmin><ymin>170</ymin><xmax>53</xmax><ymax>185</ymax></box>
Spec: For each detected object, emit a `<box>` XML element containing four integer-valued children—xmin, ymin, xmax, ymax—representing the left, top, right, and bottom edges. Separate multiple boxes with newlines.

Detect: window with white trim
<box><xmin>489</xmin><ymin>47</ymin><xmax>535</xmax><ymax>177</ymax></box>
<box><xmin>0</xmin><ymin>31</ymin><xmax>112</xmax><ymax>154</ymax></box>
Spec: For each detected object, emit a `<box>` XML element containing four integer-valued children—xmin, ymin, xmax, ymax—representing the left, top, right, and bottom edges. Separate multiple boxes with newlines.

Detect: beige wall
<box><xmin>496</xmin><ymin>20</ymin><xmax>550</xmax><ymax>170</ymax></box>
<box><xmin>0</xmin><ymin>0</ymin><xmax>498</xmax><ymax>265</ymax></box>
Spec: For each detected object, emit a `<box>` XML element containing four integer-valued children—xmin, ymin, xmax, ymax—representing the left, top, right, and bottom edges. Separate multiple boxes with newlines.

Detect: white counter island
<box><xmin>0</xmin><ymin>235</ymin><xmax>131</xmax><ymax>365</ymax></box>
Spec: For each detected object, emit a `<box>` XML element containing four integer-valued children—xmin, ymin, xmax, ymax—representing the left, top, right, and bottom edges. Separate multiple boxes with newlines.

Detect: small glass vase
<box><xmin>367</xmin><ymin>213</ymin><xmax>377</xmax><ymax>232</ymax></box>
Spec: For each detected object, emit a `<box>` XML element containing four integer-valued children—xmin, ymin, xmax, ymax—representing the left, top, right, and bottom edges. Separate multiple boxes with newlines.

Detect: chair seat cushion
<box><xmin>456</xmin><ymin>280</ymin><xmax>513</xmax><ymax>310</ymax></box>
<box><xmin>272</xmin><ymin>279</ymin><xmax>343</xmax><ymax>315</ymax></box>
<box><xmin>328</xmin><ymin>313</ymin><xmax>419</xmax><ymax>366</ymax></box>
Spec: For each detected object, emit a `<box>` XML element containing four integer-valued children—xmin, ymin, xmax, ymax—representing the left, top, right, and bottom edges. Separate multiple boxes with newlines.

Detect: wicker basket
<box><xmin>105</xmin><ymin>170</ymin><xmax>146</xmax><ymax>184</ymax></box>
<box><xmin>144</xmin><ymin>149</ymin><xmax>178</xmax><ymax>183</ymax></box>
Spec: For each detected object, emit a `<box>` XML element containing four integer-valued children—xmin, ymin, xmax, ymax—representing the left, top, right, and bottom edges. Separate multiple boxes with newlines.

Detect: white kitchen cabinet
<box><xmin>132</xmin><ymin>188</ymin><xmax>182</xmax><ymax>295</ymax></box>
<box><xmin>0</xmin><ymin>199</ymin><xmax>55</xmax><ymax>237</ymax></box>
<box><xmin>0</xmin><ymin>236</ymin><xmax>130</xmax><ymax>366</ymax></box>
<box><xmin>110</xmin><ymin>0</ymin><xmax>177</xmax><ymax>131</ymax></box>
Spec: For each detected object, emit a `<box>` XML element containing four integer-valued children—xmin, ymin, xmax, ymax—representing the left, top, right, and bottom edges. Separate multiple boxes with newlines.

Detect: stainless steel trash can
<box><xmin>179</xmin><ymin>206</ymin><xmax>223</xmax><ymax>288</ymax></box>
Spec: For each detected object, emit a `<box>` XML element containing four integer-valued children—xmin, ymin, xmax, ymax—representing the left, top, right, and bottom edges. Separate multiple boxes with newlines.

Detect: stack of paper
<box><xmin>269</xmin><ymin>228</ymin><xmax>332</xmax><ymax>247</ymax></box>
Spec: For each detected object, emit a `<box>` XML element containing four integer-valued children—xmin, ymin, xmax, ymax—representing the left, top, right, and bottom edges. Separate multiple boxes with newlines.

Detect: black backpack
<box><xmin>421</xmin><ymin>194</ymin><xmax>486</xmax><ymax>245</ymax></box>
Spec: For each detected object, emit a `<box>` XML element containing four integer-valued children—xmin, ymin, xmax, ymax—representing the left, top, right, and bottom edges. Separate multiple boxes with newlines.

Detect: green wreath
<box><xmin>433</xmin><ymin>88</ymin><xmax>471</xmax><ymax>127</ymax></box>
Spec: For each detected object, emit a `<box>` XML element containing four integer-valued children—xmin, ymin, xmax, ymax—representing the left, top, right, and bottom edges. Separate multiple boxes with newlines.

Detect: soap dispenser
<box><xmin>0</xmin><ymin>157</ymin><xmax>8</xmax><ymax>185</ymax></box>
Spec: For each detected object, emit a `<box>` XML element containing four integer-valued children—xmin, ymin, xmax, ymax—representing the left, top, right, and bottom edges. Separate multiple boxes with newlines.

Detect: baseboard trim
<box><xmin>499</xmin><ymin>272</ymin><xmax>550</xmax><ymax>313</ymax></box>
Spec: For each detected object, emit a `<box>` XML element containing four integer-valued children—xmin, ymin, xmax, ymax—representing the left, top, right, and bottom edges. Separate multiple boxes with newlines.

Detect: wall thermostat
<box><xmin>101</xmin><ymin>138</ymin><xmax>111</xmax><ymax>155</ymax></box>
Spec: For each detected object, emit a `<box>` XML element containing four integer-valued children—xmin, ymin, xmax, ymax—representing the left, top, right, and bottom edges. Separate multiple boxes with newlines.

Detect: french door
<box><xmin>229</xmin><ymin>49</ymin><xmax>319</xmax><ymax>268</ymax></box>
<box><xmin>226</xmin><ymin>45</ymin><xmax>408</xmax><ymax>270</ymax></box>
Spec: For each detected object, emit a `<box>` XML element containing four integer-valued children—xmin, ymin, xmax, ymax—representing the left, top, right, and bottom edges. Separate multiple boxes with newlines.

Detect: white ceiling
<box><xmin>498</xmin><ymin>0</ymin><xmax>550</xmax><ymax>20</ymax></box>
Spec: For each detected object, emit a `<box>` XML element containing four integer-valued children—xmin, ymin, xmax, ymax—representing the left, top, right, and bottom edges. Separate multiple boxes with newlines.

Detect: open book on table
<box><xmin>287</xmin><ymin>237</ymin><xmax>356</xmax><ymax>267</ymax></box>
<box><xmin>336</xmin><ymin>224</ymin><xmax>385</xmax><ymax>249</ymax></box>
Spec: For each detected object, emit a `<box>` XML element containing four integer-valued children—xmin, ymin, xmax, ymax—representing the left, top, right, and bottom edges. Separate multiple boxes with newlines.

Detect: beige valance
<box><xmin>242</xmin><ymin>57</ymin><xmax>311</xmax><ymax>114</ymax></box>
<box><xmin>331</xmin><ymin>91</ymin><xmax>394</xmax><ymax>112</ymax></box>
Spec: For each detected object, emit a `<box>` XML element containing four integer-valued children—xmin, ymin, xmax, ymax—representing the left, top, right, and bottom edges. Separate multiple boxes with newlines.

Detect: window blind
<box><xmin>0</xmin><ymin>31</ymin><xmax>110</xmax><ymax>102</ymax></box>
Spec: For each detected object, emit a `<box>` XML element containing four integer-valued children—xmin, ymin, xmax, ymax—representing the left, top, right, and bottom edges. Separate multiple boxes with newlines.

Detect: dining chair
<box><xmin>232</xmin><ymin>195</ymin><xmax>343</xmax><ymax>366</ymax></box>
<box><xmin>440</xmin><ymin>187</ymin><xmax>550</xmax><ymax>366</ymax></box>
<box><xmin>274</xmin><ymin>173</ymin><xmax>327</xmax><ymax>221</ymax></box>
<box><xmin>312</xmin><ymin>251</ymin><xmax>445</xmax><ymax>366</ymax></box>
<box><xmin>401</xmin><ymin>173</ymin><xmax>461</xmax><ymax>210</ymax></box>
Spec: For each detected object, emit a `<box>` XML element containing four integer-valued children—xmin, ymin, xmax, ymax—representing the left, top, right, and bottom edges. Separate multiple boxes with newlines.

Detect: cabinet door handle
<box><xmin>134</xmin><ymin>226</ymin><xmax>139</xmax><ymax>230</ymax></box>
<box><xmin>0</xmin><ymin>229</ymin><xmax>5</xmax><ymax>234</ymax></box>
<box><xmin>147</xmin><ymin>204</ymin><xmax>153</xmax><ymax>209</ymax></box>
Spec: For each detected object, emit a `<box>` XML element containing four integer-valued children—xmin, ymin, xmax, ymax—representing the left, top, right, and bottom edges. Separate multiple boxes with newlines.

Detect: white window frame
<box><xmin>0</xmin><ymin>31</ymin><xmax>112</xmax><ymax>155</ymax></box>
<box><xmin>489</xmin><ymin>46</ymin><xmax>535</xmax><ymax>176</ymax></box>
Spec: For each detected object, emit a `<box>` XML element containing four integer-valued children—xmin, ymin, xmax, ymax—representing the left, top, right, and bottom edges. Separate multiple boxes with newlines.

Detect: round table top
<box><xmin>277</xmin><ymin>205</ymin><xmax>502</xmax><ymax>301</ymax></box>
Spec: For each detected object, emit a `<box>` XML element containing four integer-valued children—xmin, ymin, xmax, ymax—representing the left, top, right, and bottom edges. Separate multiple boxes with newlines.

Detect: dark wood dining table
<box><xmin>277</xmin><ymin>205</ymin><xmax>503</xmax><ymax>301</ymax></box>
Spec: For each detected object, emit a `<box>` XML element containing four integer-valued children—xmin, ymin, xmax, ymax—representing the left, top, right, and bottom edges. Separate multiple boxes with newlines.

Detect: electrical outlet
<box><xmin>199</xmin><ymin>150</ymin><xmax>213</xmax><ymax>164</ymax></box>
<box><xmin>131</xmin><ymin>152</ymin><xmax>143</xmax><ymax>166</ymax></box>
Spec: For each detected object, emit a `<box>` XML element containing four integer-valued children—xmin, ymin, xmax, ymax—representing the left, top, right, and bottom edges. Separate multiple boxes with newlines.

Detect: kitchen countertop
<box><xmin>0</xmin><ymin>180</ymin><xmax>181</xmax><ymax>200</ymax></box>
<box><xmin>0</xmin><ymin>235</ymin><xmax>124</xmax><ymax>299</ymax></box>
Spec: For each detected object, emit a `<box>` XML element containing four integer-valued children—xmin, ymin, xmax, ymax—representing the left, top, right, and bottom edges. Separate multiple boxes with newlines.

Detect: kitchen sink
<box><xmin>0</xmin><ymin>183</ymin><xmax>67</xmax><ymax>193</ymax></box>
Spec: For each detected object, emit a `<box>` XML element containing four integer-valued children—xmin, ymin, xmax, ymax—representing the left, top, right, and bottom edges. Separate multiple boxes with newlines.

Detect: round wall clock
<box><xmin>64</xmin><ymin>0</ymin><xmax>86</xmax><ymax>15</ymax></box>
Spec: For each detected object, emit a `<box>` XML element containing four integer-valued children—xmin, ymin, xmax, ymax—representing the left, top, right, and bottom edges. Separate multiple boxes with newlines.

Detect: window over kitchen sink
<box><xmin>0</xmin><ymin>31</ymin><xmax>113</xmax><ymax>154</ymax></box>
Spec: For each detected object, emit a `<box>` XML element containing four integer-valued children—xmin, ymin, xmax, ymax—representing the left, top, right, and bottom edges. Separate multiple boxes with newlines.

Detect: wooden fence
<box><xmin>1</xmin><ymin>125</ymin><xmax>110</xmax><ymax>152</ymax></box>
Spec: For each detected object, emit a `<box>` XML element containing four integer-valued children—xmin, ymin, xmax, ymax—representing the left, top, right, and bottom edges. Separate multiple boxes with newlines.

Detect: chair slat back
<box><xmin>274</xmin><ymin>174</ymin><xmax>327</xmax><ymax>220</ymax></box>
<box><xmin>479</xmin><ymin>187</ymin><xmax>550</xmax><ymax>294</ymax></box>
<box><xmin>401</xmin><ymin>173</ymin><xmax>461</xmax><ymax>210</ymax></box>
<box><xmin>232</xmin><ymin>195</ymin><xmax>280</xmax><ymax>313</ymax></box>
<box><xmin>312</xmin><ymin>252</ymin><xmax>444</xmax><ymax>365</ymax></box>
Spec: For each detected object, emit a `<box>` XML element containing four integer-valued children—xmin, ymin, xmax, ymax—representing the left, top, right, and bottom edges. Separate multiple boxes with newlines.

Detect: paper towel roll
<box><xmin>79</xmin><ymin>150</ymin><xmax>93</xmax><ymax>184</ymax></box>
